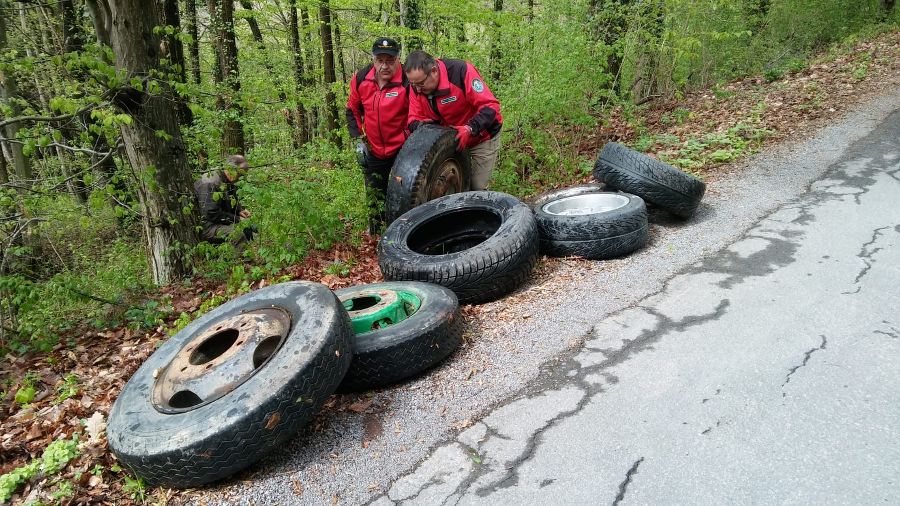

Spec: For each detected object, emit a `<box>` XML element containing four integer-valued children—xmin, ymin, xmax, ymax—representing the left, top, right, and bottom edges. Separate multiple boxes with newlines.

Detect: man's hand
<box><xmin>239</xmin><ymin>209</ymin><xmax>251</xmax><ymax>219</ymax></box>
<box><xmin>355</xmin><ymin>140</ymin><xmax>369</xmax><ymax>167</ymax></box>
<box><xmin>454</xmin><ymin>125</ymin><xmax>476</xmax><ymax>150</ymax></box>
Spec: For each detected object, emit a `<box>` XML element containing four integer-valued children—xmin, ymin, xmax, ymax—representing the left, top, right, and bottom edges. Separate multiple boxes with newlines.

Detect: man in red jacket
<box><xmin>404</xmin><ymin>50</ymin><xmax>502</xmax><ymax>190</ymax></box>
<box><xmin>346</xmin><ymin>37</ymin><xmax>410</xmax><ymax>234</ymax></box>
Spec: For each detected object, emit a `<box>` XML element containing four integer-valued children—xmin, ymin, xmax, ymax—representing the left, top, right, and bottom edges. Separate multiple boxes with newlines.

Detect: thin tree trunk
<box><xmin>289</xmin><ymin>0</ymin><xmax>309</xmax><ymax>146</ymax></box>
<box><xmin>91</xmin><ymin>0</ymin><xmax>200</xmax><ymax>285</ymax></box>
<box><xmin>242</xmin><ymin>0</ymin><xmax>295</xmax><ymax>143</ymax></box>
<box><xmin>404</xmin><ymin>0</ymin><xmax>423</xmax><ymax>51</ymax></box>
<box><xmin>319</xmin><ymin>0</ymin><xmax>340</xmax><ymax>145</ymax></box>
<box><xmin>209</xmin><ymin>0</ymin><xmax>245</xmax><ymax>155</ymax></box>
<box><xmin>333</xmin><ymin>20</ymin><xmax>347</xmax><ymax>85</ymax></box>
<box><xmin>0</xmin><ymin>8</ymin><xmax>32</xmax><ymax>184</ymax></box>
<box><xmin>164</xmin><ymin>0</ymin><xmax>194</xmax><ymax>126</ymax></box>
<box><xmin>490</xmin><ymin>0</ymin><xmax>502</xmax><ymax>81</ymax></box>
<box><xmin>300</xmin><ymin>6</ymin><xmax>319</xmax><ymax>136</ymax></box>
<box><xmin>631</xmin><ymin>0</ymin><xmax>664</xmax><ymax>103</ymax></box>
<box><xmin>185</xmin><ymin>0</ymin><xmax>201</xmax><ymax>85</ymax></box>
<box><xmin>0</xmin><ymin>141</ymin><xmax>8</xmax><ymax>184</ymax></box>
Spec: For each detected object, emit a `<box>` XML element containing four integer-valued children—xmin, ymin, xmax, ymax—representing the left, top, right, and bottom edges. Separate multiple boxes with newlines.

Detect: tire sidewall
<box><xmin>335</xmin><ymin>281</ymin><xmax>458</xmax><ymax>354</ymax></box>
<box><xmin>379</xmin><ymin>191</ymin><xmax>534</xmax><ymax>271</ymax></box>
<box><xmin>107</xmin><ymin>282</ymin><xmax>350</xmax><ymax>463</ymax></box>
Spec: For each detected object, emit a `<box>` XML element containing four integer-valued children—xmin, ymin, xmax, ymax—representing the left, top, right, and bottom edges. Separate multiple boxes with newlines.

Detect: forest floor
<box><xmin>1</xmin><ymin>29</ymin><xmax>898</xmax><ymax>505</ymax></box>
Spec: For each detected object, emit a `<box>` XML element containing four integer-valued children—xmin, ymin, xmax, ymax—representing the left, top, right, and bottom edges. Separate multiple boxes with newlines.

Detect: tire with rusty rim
<box><xmin>335</xmin><ymin>281</ymin><xmax>463</xmax><ymax>392</ymax></box>
<box><xmin>533</xmin><ymin>189</ymin><xmax>649</xmax><ymax>259</ymax></box>
<box><xmin>593</xmin><ymin>142</ymin><xmax>706</xmax><ymax>218</ymax></box>
<box><xmin>106</xmin><ymin>282</ymin><xmax>352</xmax><ymax>488</ymax></box>
<box><xmin>379</xmin><ymin>191</ymin><xmax>539</xmax><ymax>304</ymax></box>
<box><xmin>385</xmin><ymin>124</ymin><xmax>471</xmax><ymax>224</ymax></box>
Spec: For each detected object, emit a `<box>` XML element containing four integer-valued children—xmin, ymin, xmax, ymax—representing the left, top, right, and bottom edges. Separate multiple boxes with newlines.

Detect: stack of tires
<box><xmin>532</xmin><ymin>142</ymin><xmax>706</xmax><ymax>260</ymax></box>
<box><xmin>106</xmin><ymin>280</ymin><xmax>464</xmax><ymax>489</ymax></box>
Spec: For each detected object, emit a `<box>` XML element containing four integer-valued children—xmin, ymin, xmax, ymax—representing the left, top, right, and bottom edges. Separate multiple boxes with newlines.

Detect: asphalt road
<box><xmin>191</xmin><ymin>90</ymin><xmax>900</xmax><ymax>506</ymax></box>
<box><xmin>371</xmin><ymin>103</ymin><xmax>900</xmax><ymax>505</ymax></box>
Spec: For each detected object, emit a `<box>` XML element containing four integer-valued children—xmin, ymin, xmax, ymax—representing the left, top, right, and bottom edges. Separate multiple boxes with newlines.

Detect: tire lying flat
<box><xmin>106</xmin><ymin>282</ymin><xmax>352</xmax><ymax>488</ymax></box>
<box><xmin>336</xmin><ymin>281</ymin><xmax>463</xmax><ymax>392</ymax></box>
<box><xmin>533</xmin><ymin>189</ymin><xmax>649</xmax><ymax>259</ymax></box>
<box><xmin>593</xmin><ymin>142</ymin><xmax>706</xmax><ymax>219</ymax></box>
<box><xmin>379</xmin><ymin>191</ymin><xmax>539</xmax><ymax>305</ymax></box>
<box><xmin>386</xmin><ymin>124</ymin><xmax>471</xmax><ymax>224</ymax></box>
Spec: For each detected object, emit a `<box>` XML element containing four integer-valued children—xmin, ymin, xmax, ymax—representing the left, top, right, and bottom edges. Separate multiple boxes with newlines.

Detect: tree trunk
<box><xmin>0</xmin><ymin>8</ymin><xmax>32</xmax><ymax>185</ymax></box>
<box><xmin>404</xmin><ymin>0</ymin><xmax>423</xmax><ymax>51</ymax></box>
<box><xmin>0</xmin><ymin>141</ymin><xmax>8</xmax><ymax>184</ymax></box>
<box><xmin>242</xmin><ymin>0</ymin><xmax>295</xmax><ymax>142</ymax></box>
<box><xmin>289</xmin><ymin>0</ymin><xmax>309</xmax><ymax>147</ymax></box>
<box><xmin>300</xmin><ymin>6</ymin><xmax>319</xmax><ymax>136</ymax></box>
<box><xmin>164</xmin><ymin>0</ymin><xmax>194</xmax><ymax>126</ymax></box>
<box><xmin>209</xmin><ymin>0</ymin><xmax>245</xmax><ymax>155</ymax></box>
<box><xmin>61</xmin><ymin>0</ymin><xmax>84</xmax><ymax>51</ymax></box>
<box><xmin>590</xmin><ymin>0</ymin><xmax>632</xmax><ymax>96</ymax></box>
<box><xmin>319</xmin><ymin>0</ymin><xmax>340</xmax><ymax>145</ymax></box>
<box><xmin>490</xmin><ymin>0</ymin><xmax>502</xmax><ymax>81</ymax></box>
<box><xmin>333</xmin><ymin>20</ymin><xmax>347</xmax><ymax>85</ymax></box>
<box><xmin>91</xmin><ymin>0</ymin><xmax>200</xmax><ymax>285</ymax></box>
<box><xmin>185</xmin><ymin>0</ymin><xmax>201</xmax><ymax>85</ymax></box>
<box><xmin>631</xmin><ymin>0</ymin><xmax>664</xmax><ymax>103</ymax></box>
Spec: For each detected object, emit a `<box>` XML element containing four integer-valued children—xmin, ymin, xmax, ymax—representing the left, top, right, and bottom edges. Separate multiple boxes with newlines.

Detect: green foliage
<box><xmin>55</xmin><ymin>373</ymin><xmax>81</xmax><ymax>403</ymax></box>
<box><xmin>0</xmin><ymin>436</ymin><xmax>80</xmax><ymax>503</ymax></box>
<box><xmin>124</xmin><ymin>299</ymin><xmax>172</xmax><ymax>331</ymax></box>
<box><xmin>122</xmin><ymin>476</ymin><xmax>147</xmax><ymax>503</ymax></box>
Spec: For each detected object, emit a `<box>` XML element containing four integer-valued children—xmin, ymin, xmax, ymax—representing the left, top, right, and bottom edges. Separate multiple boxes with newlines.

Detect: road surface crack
<box><xmin>782</xmin><ymin>335</ymin><xmax>828</xmax><ymax>396</ymax></box>
<box><xmin>852</xmin><ymin>226</ymin><xmax>890</xmax><ymax>284</ymax></box>
<box><xmin>612</xmin><ymin>457</ymin><xmax>645</xmax><ymax>506</ymax></box>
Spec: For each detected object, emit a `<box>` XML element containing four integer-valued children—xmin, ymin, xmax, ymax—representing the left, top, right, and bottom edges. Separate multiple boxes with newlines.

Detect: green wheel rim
<box><xmin>341</xmin><ymin>289</ymin><xmax>422</xmax><ymax>334</ymax></box>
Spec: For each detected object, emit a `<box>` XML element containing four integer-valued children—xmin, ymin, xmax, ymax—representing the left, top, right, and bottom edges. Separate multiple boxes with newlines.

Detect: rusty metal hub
<box><xmin>151</xmin><ymin>308</ymin><xmax>291</xmax><ymax>414</ymax></box>
<box><xmin>427</xmin><ymin>159</ymin><xmax>464</xmax><ymax>200</ymax></box>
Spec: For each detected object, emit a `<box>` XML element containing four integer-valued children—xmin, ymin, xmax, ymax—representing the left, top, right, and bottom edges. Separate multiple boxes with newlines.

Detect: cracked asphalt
<box><xmin>189</xmin><ymin>90</ymin><xmax>900</xmax><ymax>505</ymax></box>
<box><xmin>372</xmin><ymin>98</ymin><xmax>900</xmax><ymax>504</ymax></box>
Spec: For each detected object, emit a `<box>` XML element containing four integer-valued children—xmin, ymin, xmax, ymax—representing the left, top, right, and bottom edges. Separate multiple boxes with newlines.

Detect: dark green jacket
<box><xmin>194</xmin><ymin>171</ymin><xmax>243</xmax><ymax>225</ymax></box>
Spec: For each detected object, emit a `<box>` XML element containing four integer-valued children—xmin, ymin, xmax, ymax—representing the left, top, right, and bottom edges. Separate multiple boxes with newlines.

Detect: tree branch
<box><xmin>0</xmin><ymin>105</ymin><xmax>98</xmax><ymax>129</ymax></box>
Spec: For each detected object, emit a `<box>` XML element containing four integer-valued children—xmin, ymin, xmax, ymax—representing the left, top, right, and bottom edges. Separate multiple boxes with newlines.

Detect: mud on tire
<box><xmin>386</xmin><ymin>124</ymin><xmax>471</xmax><ymax>224</ymax></box>
<box><xmin>106</xmin><ymin>282</ymin><xmax>352</xmax><ymax>488</ymax></box>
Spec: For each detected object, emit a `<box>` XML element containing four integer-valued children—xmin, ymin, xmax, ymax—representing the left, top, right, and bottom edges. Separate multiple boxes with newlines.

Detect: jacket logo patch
<box><xmin>440</xmin><ymin>96</ymin><xmax>458</xmax><ymax>105</ymax></box>
<box><xmin>472</xmin><ymin>79</ymin><xmax>484</xmax><ymax>93</ymax></box>
<box><xmin>385</xmin><ymin>91</ymin><xmax>399</xmax><ymax>98</ymax></box>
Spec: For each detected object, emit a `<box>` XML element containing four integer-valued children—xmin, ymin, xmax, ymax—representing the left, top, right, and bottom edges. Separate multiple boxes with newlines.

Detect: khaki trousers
<box><xmin>468</xmin><ymin>132</ymin><xmax>502</xmax><ymax>190</ymax></box>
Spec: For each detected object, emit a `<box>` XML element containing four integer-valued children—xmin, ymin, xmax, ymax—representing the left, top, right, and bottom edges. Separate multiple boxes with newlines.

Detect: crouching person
<box><xmin>194</xmin><ymin>154</ymin><xmax>256</xmax><ymax>246</ymax></box>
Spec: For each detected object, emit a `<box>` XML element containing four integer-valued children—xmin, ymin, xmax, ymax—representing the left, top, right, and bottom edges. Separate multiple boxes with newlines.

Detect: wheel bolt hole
<box><xmin>253</xmin><ymin>335</ymin><xmax>283</xmax><ymax>369</ymax></box>
<box><xmin>168</xmin><ymin>390</ymin><xmax>202</xmax><ymax>409</ymax></box>
<box><xmin>189</xmin><ymin>328</ymin><xmax>239</xmax><ymax>365</ymax></box>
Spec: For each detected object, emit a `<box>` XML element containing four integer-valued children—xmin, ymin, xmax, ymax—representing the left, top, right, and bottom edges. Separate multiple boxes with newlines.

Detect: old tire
<box><xmin>335</xmin><ymin>282</ymin><xmax>463</xmax><ymax>392</ymax></box>
<box><xmin>379</xmin><ymin>191</ymin><xmax>539</xmax><ymax>304</ymax></box>
<box><xmin>106</xmin><ymin>282</ymin><xmax>352</xmax><ymax>488</ymax></box>
<box><xmin>593</xmin><ymin>142</ymin><xmax>706</xmax><ymax>218</ymax></box>
<box><xmin>533</xmin><ymin>190</ymin><xmax>649</xmax><ymax>259</ymax></box>
<box><xmin>386</xmin><ymin>124</ymin><xmax>471</xmax><ymax>224</ymax></box>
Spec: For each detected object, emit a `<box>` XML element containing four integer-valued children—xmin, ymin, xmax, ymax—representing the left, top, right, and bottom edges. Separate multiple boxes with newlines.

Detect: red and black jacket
<box><xmin>346</xmin><ymin>63</ymin><xmax>410</xmax><ymax>160</ymax></box>
<box><xmin>407</xmin><ymin>59</ymin><xmax>502</xmax><ymax>144</ymax></box>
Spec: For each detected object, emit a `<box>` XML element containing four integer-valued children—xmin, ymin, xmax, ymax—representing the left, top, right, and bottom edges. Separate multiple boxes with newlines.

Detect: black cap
<box><xmin>372</xmin><ymin>38</ymin><xmax>400</xmax><ymax>57</ymax></box>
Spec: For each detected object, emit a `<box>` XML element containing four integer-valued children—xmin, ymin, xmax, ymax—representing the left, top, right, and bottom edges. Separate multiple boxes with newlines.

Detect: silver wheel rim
<box><xmin>542</xmin><ymin>193</ymin><xmax>630</xmax><ymax>216</ymax></box>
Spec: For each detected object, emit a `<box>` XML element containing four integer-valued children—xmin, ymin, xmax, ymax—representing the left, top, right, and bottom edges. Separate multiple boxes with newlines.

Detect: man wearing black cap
<box><xmin>346</xmin><ymin>37</ymin><xmax>410</xmax><ymax>234</ymax></box>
